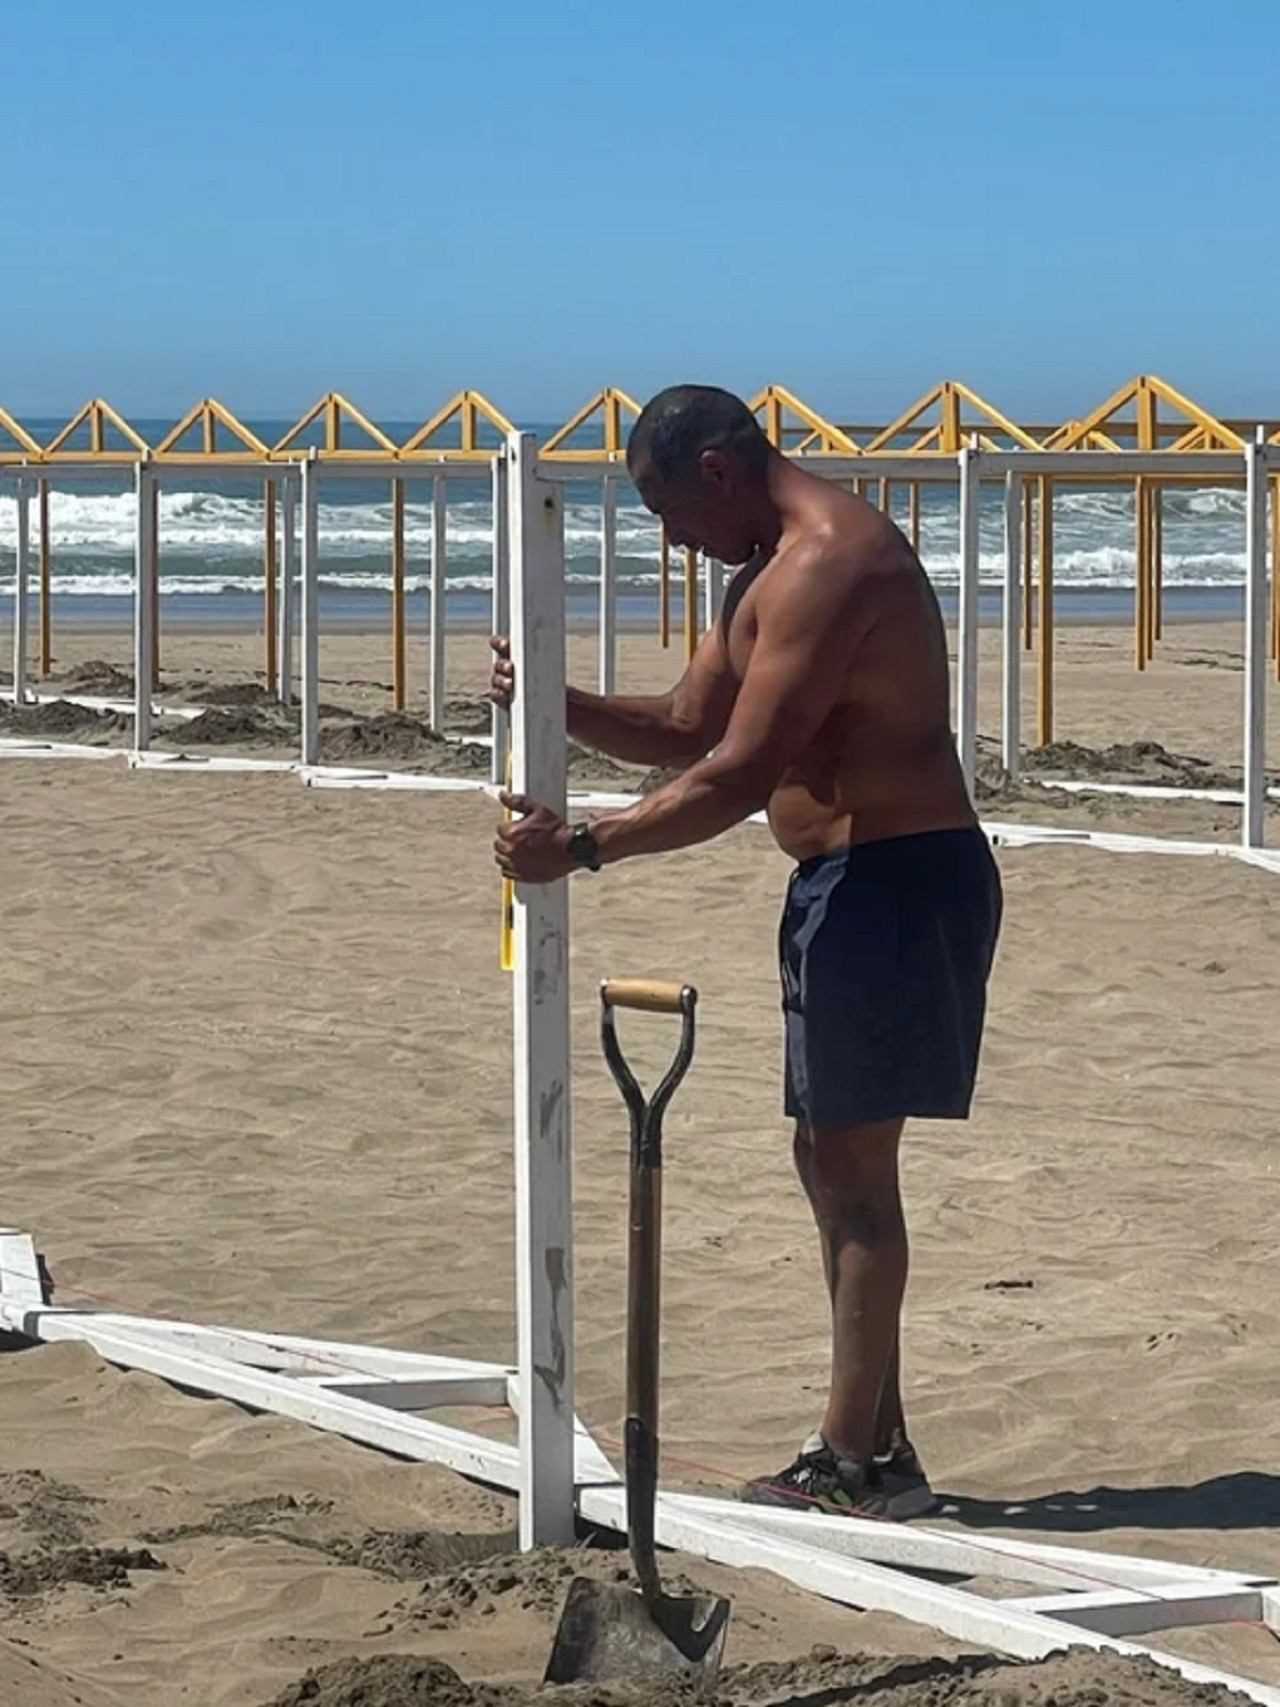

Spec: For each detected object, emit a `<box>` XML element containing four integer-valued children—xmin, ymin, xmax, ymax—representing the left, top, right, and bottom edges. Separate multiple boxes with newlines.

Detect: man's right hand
<box><xmin>489</xmin><ymin>636</ymin><xmax>515</xmax><ymax>710</ymax></box>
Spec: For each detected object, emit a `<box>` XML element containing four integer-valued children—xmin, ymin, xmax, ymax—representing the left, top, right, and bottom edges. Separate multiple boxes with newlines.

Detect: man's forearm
<box><xmin>589</xmin><ymin>754</ymin><xmax>768</xmax><ymax>863</ymax></box>
<box><xmin>567</xmin><ymin>686</ymin><xmax>701</xmax><ymax>765</ymax></box>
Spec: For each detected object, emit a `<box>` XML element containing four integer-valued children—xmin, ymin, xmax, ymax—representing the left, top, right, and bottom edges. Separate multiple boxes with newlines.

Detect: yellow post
<box><xmin>1037</xmin><ymin>477</ymin><xmax>1054</xmax><ymax>746</ymax></box>
<box><xmin>659</xmin><ymin>522</ymin><xmax>671</xmax><ymax>648</ymax></box>
<box><xmin>880</xmin><ymin>479</ymin><xmax>892</xmax><ymax>516</ymax></box>
<box><xmin>264</xmin><ymin>479</ymin><xmax>278</xmax><ymax>694</ymax></box>
<box><xmin>1134</xmin><ymin>478</ymin><xmax>1148</xmax><ymax>671</ymax></box>
<box><xmin>500</xmin><ymin>748</ymin><xmax>515</xmax><ymax>972</ymax></box>
<box><xmin>392</xmin><ymin>478</ymin><xmax>406</xmax><ymax>710</ymax></box>
<box><xmin>683</xmin><ymin>547</ymin><xmax>698</xmax><ymax>662</ymax></box>
<box><xmin>909</xmin><ymin>482</ymin><xmax>921</xmax><ymax>552</ymax></box>
<box><xmin>1022</xmin><ymin>479</ymin><xmax>1035</xmax><ymax>652</ymax></box>
<box><xmin>38</xmin><ymin>479</ymin><xmax>51</xmax><ymax>676</ymax></box>
<box><xmin>150</xmin><ymin>478</ymin><xmax>161</xmax><ymax>685</ymax></box>
<box><xmin>1152</xmin><ymin>485</ymin><xmax>1163</xmax><ymax>647</ymax></box>
<box><xmin>854</xmin><ymin>478</ymin><xmax>868</xmax><ymax>500</ymax></box>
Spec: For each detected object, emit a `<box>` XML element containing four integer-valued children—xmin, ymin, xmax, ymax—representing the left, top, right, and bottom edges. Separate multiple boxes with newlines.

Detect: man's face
<box><xmin>632</xmin><ymin>451</ymin><xmax>760</xmax><ymax>568</ymax></box>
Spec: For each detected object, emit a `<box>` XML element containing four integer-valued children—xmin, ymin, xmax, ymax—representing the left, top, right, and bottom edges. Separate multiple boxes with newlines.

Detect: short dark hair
<box><xmin>627</xmin><ymin>385</ymin><xmax>768</xmax><ymax>483</ymax></box>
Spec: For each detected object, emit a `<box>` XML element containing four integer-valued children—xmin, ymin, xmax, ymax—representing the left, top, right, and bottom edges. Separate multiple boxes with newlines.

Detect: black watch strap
<box><xmin>567</xmin><ymin>823</ymin><xmax>602</xmax><ymax>872</ymax></box>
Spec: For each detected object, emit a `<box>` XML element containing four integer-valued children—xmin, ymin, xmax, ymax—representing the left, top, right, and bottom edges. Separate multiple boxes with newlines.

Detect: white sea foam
<box><xmin>0</xmin><ymin>480</ymin><xmax>1251</xmax><ymax>595</ymax></box>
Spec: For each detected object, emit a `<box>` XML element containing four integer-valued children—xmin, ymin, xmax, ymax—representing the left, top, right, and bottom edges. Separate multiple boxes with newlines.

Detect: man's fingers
<box><xmin>490</xmin><ymin>635</ymin><xmax>511</xmax><ymax>657</ymax></box>
<box><xmin>498</xmin><ymin>790</ymin><xmax>536</xmax><ymax>815</ymax></box>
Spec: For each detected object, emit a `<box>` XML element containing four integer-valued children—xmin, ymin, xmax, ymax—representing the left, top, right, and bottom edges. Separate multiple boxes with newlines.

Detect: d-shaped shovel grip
<box><xmin>599</xmin><ymin>978</ymin><xmax>697</xmax><ymax>1602</ymax></box>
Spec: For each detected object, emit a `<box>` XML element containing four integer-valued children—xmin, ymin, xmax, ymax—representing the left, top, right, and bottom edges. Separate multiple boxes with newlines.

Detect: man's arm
<box><xmin>493</xmin><ymin>628</ymin><xmax>737</xmax><ymax>766</ymax></box>
<box><xmin>567</xmin><ymin>625</ymin><xmax>736</xmax><ymax>764</ymax></box>
<box><xmin>590</xmin><ymin>544</ymin><xmax>874</xmax><ymax>863</ymax></box>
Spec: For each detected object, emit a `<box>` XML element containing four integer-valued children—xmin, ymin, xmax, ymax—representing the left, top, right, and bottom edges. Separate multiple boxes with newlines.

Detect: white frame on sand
<box><xmin>3</xmin><ymin>1220</ymin><xmax>1279</xmax><ymax>1703</ymax></box>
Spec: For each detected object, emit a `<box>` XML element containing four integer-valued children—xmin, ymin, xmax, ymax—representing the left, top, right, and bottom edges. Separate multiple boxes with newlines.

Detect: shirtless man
<box><xmin>492</xmin><ymin>384</ymin><xmax>1002</xmax><ymax>1518</ymax></box>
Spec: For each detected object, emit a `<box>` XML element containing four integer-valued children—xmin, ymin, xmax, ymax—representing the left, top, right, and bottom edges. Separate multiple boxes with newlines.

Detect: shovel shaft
<box><xmin>626</xmin><ymin>1160</ymin><xmax>662</xmax><ymax>1595</ymax></box>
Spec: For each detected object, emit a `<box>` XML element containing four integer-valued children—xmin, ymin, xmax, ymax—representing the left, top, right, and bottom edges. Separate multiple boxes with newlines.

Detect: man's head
<box><xmin>626</xmin><ymin>385</ymin><xmax>772</xmax><ymax>566</ymax></box>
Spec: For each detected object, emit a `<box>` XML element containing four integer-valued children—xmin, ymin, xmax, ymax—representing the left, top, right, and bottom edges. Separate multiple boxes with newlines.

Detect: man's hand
<box><xmin>494</xmin><ymin>792</ymin><xmax>574</xmax><ymax>884</ymax></box>
<box><xmin>489</xmin><ymin>636</ymin><xmax>515</xmax><ymax>710</ymax></box>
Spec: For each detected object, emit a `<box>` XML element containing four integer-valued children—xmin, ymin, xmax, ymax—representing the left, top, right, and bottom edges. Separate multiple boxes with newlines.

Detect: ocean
<box><xmin>0</xmin><ymin>419</ymin><xmax>1253</xmax><ymax>628</ymax></box>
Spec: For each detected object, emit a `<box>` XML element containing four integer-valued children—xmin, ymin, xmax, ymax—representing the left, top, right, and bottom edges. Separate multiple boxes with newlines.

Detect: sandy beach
<box><xmin>0</xmin><ymin>619</ymin><xmax>1278</xmax><ymax>1704</ymax></box>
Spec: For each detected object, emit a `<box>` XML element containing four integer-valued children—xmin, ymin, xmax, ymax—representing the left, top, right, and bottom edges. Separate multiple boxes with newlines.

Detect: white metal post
<box><xmin>704</xmin><ymin>556</ymin><xmax>726</xmax><ymax>631</ymax></box>
<box><xmin>1001</xmin><ymin>470</ymin><xmax>1022</xmax><ymax>780</ymax></box>
<box><xmin>13</xmin><ymin>478</ymin><xmax>30</xmax><ymax>705</ymax></box>
<box><xmin>507</xmin><ymin>430</ymin><xmax>575</xmax><ymax>1549</ymax></box>
<box><xmin>1242</xmin><ymin>433</ymin><xmax>1268</xmax><ymax>849</ymax></box>
<box><xmin>490</xmin><ymin>454</ymin><xmax>510</xmax><ymax>785</ymax></box>
<box><xmin>278</xmin><ymin>473</ymin><xmax>297</xmax><ymax>709</ymax></box>
<box><xmin>133</xmin><ymin>462</ymin><xmax>156</xmax><ymax>754</ymax></box>
<box><xmin>599</xmin><ymin>473</ymin><xmax>618</xmax><ymax>695</ymax></box>
<box><xmin>956</xmin><ymin>442</ymin><xmax>981</xmax><ymax>790</ymax></box>
<box><xmin>300</xmin><ymin>454</ymin><xmax>320</xmax><ymax>767</ymax></box>
<box><xmin>429</xmin><ymin>473</ymin><xmax>447</xmax><ymax>731</ymax></box>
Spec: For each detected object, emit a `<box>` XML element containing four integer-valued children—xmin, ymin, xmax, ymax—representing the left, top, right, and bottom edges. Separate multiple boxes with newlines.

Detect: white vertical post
<box><xmin>508</xmin><ymin>430</ymin><xmax>575</xmax><ymax>1549</ymax></box>
<box><xmin>956</xmin><ymin>441</ymin><xmax>981</xmax><ymax>790</ymax></box>
<box><xmin>1242</xmin><ymin>432</ymin><xmax>1268</xmax><ymax>849</ymax></box>
<box><xmin>429</xmin><ymin>473</ymin><xmax>447</xmax><ymax>731</ymax></box>
<box><xmin>599</xmin><ymin>473</ymin><xmax>618</xmax><ymax>695</ymax></box>
<box><xmin>278</xmin><ymin>473</ymin><xmax>297</xmax><ymax>709</ymax></box>
<box><xmin>133</xmin><ymin>462</ymin><xmax>156</xmax><ymax>753</ymax></box>
<box><xmin>1001</xmin><ymin>470</ymin><xmax>1023</xmax><ymax>781</ymax></box>
<box><xmin>704</xmin><ymin>556</ymin><xmax>726</xmax><ymax>630</ymax></box>
<box><xmin>13</xmin><ymin>478</ymin><xmax>30</xmax><ymax>705</ymax></box>
<box><xmin>490</xmin><ymin>453</ymin><xmax>510</xmax><ymax>785</ymax></box>
<box><xmin>300</xmin><ymin>453</ymin><xmax>320</xmax><ymax>767</ymax></box>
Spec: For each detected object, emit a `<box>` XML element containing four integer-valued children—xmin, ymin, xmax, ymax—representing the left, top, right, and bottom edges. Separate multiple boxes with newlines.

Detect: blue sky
<box><xmin>4</xmin><ymin>0</ymin><xmax>1277</xmax><ymax>423</ymax></box>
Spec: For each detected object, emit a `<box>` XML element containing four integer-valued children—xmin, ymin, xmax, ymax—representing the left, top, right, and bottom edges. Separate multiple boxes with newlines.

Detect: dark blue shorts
<box><xmin>780</xmin><ymin>827</ymin><xmax>1002</xmax><ymax>1128</ymax></box>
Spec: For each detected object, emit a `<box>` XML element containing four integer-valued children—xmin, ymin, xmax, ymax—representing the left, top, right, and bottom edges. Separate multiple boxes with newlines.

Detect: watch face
<box><xmin>571</xmin><ymin>826</ymin><xmax>600</xmax><ymax>868</ymax></box>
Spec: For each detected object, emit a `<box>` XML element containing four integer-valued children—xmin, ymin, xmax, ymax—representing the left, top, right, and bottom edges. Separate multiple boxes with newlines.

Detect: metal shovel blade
<box><xmin>544</xmin><ymin>1575</ymin><xmax>731</xmax><ymax>1687</ymax></box>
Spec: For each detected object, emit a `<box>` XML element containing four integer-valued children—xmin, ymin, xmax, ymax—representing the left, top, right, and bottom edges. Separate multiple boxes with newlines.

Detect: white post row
<box><xmin>1242</xmin><ymin>431</ymin><xmax>1269</xmax><ymax>849</ymax></box>
<box><xmin>278</xmin><ymin>472</ymin><xmax>297</xmax><ymax>709</ymax></box>
<box><xmin>490</xmin><ymin>454</ymin><xmax>510</xmax><ymax>785</ymax></box>
<box><xmin>13</xmin><ymin>477</ymin><xmax>30</xmax><ymax>705</ymax></box>
<box><xmin>507</xmin><ymin>430</ymin><xmax>576</xmax><ymax>1548</ymax></box>
<box><xmin>300</xmin><ymin>452</ymin><xmax>320</xmax><ymax>767</ymax></box>
<box><xmin>599</xmin><ymin>472</ymin><xmax>618</xmax><ymax>695</ymax></box>
<box><xmin>133</xmin><ymin>461</ymin><xmax>157</xmax><ymax>754</ymax></box>
<box><xmin>956</xmin><ymin>441</ymin><xmax>982</xmax><ymax>791</ymax></box>
<box><xmin>429</xmin><ymin>474</ymin><xmax>447</xmax><ymax>732</ymax></box>
<box><xmin>1002</xmin><ymin>470</ymin><xmax>1023</xmax><ymax>780</ymax></box>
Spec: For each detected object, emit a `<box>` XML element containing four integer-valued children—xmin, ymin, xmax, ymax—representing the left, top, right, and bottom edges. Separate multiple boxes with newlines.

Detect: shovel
<box><xmin>545</xmin><ymin>977</ymin><xmax>731</xmax><ymax>1689</ymax></box>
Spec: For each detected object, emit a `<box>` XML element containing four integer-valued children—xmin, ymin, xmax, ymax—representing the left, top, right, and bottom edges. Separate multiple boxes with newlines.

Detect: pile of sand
<box><xmin>56</xmin><ymin>659</ymin><xmax>137</xmax><ymax>697</ymax></box>
<box><xmin>1023</xmin><ymin>739</ymin><xmax>1245</xmax><ymax>791</ymax></box>
<box><xmin>265</xmin><ymin>1646</ymin><xmax>1253</xmax><ymax>1707</ymax></box>
<box><xmin>0</xmin><ymin>699</ymin><xmax>131</xmax><ymax>742</ymax></box>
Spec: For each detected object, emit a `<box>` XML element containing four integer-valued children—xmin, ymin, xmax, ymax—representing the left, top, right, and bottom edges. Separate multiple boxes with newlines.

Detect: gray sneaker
<box><xmin>873</xmin><ymin>1439</ymin><xmax>938</xmax><ymax>1519</ymax></box>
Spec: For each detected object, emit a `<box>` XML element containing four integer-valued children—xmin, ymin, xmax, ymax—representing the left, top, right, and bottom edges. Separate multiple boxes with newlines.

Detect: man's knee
<box><xmin>804</xmin><ymin>1120</ymin><xmax>904</xmax><ymax>1233</ymax></box>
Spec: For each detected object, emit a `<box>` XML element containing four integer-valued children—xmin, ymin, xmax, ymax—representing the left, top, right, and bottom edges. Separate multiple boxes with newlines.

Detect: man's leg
<box><xmin>794</xmin><ymin>1118</ymin><xmax>907</xmax><ymax>1464</ymax></box>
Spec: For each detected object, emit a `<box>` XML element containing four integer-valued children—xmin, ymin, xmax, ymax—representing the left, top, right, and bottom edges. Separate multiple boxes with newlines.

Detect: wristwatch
<box><xmin>566</xmin><ymin>823</ymin><xmax>602</xmax><ymax>872</ymax></box>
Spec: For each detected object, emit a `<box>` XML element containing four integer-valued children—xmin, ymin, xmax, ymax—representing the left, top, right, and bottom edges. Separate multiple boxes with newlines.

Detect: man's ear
<box><xmin>700</xmin><ymin>448</ymin><xmax>732</xmax><ymax>488</ymax></box>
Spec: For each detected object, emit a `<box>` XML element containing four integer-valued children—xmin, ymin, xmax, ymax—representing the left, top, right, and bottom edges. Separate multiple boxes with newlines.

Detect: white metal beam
<box><xmin>12</xmin><ymin>478</ymin><xmax>30</xmax><ymax>706</ymax></box>
<box><xmin>1243</xmin><ymin>432</ymin><xmax>1269</xmax><ymax>849</ymax></box>
<box><xmin>507</xmin><ymin>431</ymin><xmax>576</xmax><ymax>1548</ymax></box>
<box><xmin>300</xmin><ymin>452</ymin><xmax>320</xmax><ymax>766</ymax></box>
<box><xmin>956</xmin><ymin>444</ymin><xmax>981</xmax><ymax>788</ymax></box>
<box><xmin>490</xmin><ymin>455</ymin><xmax>510</xmax><ymax>784</ymax></box>
<box><xmin>429</xmin><ymin>473</ymin><xmax>447</xmax><ymax>732</ymax></box>
<box><xmin>1001</xmin><ymin>470</ymin><xmax>1022</xmax><ymax>780</ymax></box>
<box><xmin>133</xmin><ymin>462</ymin><xmax>157</xmax><ymax>754</ymax></box>
<box><xmin>599</xmin><ymin>473</ymin><xmax>618</xmax><ymax>695</ymax></box>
